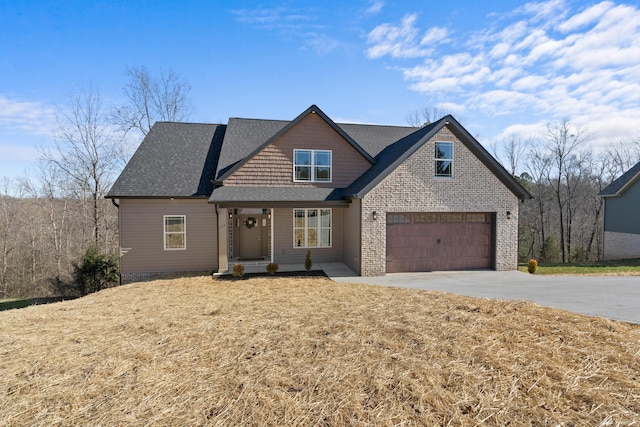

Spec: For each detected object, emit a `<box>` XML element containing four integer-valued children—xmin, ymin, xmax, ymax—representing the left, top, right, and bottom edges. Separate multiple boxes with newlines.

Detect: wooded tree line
<box><xmin>0</xmin><ymin>67</ymin><xmax>191</xmax><ymax>298</ymax></box>
<box><xmin>498</xmin><ymin>123</ymin><xmax>640</xmax><ymax>263</ymax></box>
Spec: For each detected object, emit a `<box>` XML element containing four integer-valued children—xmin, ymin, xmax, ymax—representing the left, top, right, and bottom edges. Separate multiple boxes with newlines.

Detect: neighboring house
<box><xmin>599</xmin><ymin>161</ymin><xmax>640</xmax><ymax>260</ymax></box>
<box><xmin>106</xmin><ymin>105</ymin><xmax>531</xmax><ymax>281</ymax></box>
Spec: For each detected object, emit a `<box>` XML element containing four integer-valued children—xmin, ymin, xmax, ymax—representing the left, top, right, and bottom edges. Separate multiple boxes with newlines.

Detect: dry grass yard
<box><xmin>1</xmin><ymin>275</ymin><xmax>639</xmax><ymax>426</ymax></box>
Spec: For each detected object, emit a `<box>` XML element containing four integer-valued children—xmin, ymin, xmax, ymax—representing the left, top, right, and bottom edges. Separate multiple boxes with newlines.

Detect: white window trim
<box><xmin>434</xmin><ymin>141</ymin><xmax>454</xmax><ymax>178</ymax></box>
<box><xmin>164</xmin><ymin>215</ymin><xmax>186</xmax><ymax>250</ymax></box>
<box><xmin>293</xmin><ymin>149</ymin><xmax>333</xmax><ymax>183</ymax></box>
<box><xmin>293</xmin><ymin>208</ymin><xmax>332</xmax><ymax>248</ymax></box>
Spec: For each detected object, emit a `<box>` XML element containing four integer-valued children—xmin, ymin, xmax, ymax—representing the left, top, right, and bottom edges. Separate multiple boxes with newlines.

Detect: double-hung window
<box><xmin>293</xmin><ymin>208</ymin><xmax>331</xmax><ymax>248</ymax></box>
<box><xmin>294</xmin><ymin>149</ymin><xmax>332</xmax><ymax>182</ymax></box>
<box><xmin>435</xmin><ymin>142</ymin><xmax>453</xmax><ymax>177</ymax></box>
<box><xmin>164</xmin><ymin>215</ymin><xmax>186</xmax><ymax>250</ymax></box>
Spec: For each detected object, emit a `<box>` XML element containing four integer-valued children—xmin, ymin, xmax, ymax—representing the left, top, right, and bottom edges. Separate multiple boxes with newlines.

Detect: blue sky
<box><xmin>2</xmin><ymin>0</ymin><xmax>640</xmax><ymax>181</ymax></box>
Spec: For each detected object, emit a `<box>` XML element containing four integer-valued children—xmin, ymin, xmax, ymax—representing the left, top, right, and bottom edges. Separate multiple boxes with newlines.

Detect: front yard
<box><xmin>1</xmin><ymin>275</ymin><xmax>639</xmax><ymax>425</ymax></box>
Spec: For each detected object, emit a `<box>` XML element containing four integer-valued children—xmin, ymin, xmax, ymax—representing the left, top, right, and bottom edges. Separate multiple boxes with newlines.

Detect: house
<box><xmin>106</xmin><ymin>105</ymin><xmax>531</xmax><ymax>281</ymax></box>
<box><xmin>599</xmin><ymin>161</ymin><xmax>640</xmax><ymax>260</ymax></box>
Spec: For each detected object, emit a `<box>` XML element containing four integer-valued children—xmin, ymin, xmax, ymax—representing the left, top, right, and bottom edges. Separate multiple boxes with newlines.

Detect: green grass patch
<box><xmin>518</xmin><ymin>258</ymin><xmax>640</xmax><ymax>275</ymax></box>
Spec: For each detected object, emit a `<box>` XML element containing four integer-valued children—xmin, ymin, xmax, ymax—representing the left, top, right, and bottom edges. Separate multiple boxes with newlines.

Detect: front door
<box><xmin>239</xmin><ymin>215</ymin><xmax>265</xmax><ymax>259</ymax></box>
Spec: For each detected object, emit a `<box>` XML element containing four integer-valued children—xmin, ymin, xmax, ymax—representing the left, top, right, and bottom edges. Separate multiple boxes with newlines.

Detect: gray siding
<box><xmin>342</xmin><ymin>199</ymin><xmax>361</xmax><ymax>274</ymax></box>
<box><xmin>119</xmin><ymin>199</ymin><xmax>218</xmax><ymax>274</ymax></box>
<box><xmin>604</xmin><ymin>180</ymin><xmax>640</xmax><ymax>235</ymax></box>
<box><xmin>271</xmin><ymin>207</ymin><xmax>344</xmax><ymax>264</ymax></box>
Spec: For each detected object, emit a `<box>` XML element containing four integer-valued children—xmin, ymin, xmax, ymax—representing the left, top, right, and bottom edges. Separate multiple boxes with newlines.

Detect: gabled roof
<box><xmin>107</xmin><ymin>105</ymin><xmax>532</xmax><ymax>202</ymax></box>
<box><xmin>215</xmin><ymin>104</ymin><xmax>374</xmax><ymax>182</ymax></box>
<box><xmin>345</xmin><ymin>115</ymin><xmax>532</xmax><ymax>201</ymax></box>
<box><xmin>599</xmin><ymin>161</ymin><xmax>640</xmax><ymax>197</ymax></box>
<box><xmin>106</xmin><ymin>122</ymin><xmax>225</xmax><ymax>198</ymax></box>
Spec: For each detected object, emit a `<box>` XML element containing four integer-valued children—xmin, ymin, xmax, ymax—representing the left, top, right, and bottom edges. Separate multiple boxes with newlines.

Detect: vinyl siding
<box><xmin>225</xmin><ymin>113</ymin><xmax>372</xmax><ymax>188</ymax></box>
<box><xmin>604</xmin><ymin>179</ymin><xmax>640</xmax><ymax>235</ymax></box>
<box><xmin>271</xmin><ymin>207</ymin><xmax>344</xmax><ymax>264</ymax></box>
<box><xmin>118</xmin><ymin>199</ymin><xmax>218</xmax><ymax>274</ymax></box>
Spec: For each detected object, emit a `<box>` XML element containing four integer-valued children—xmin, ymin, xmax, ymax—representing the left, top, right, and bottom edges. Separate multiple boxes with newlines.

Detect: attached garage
<box><xmin>386</xmin><ymin>212</ymin><xmax>495</xmax><ymax>273</ymax></box>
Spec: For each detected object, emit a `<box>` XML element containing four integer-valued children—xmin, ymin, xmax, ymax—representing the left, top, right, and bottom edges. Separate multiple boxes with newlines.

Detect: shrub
<box><xmin>305</xmin><ymin>250</ymin><xmax>312</xmax><ymax>272</ymax></box>
<box><xmin>232</xmin><ymin>263</ymin><xmax>245</xmax><ymax>278</ymax></box>
<box><xmin>527</xmin><ymin>259</ymin><xmax>538</xmax><ymax>274</ymax></box>
<box><xmin>53</xmin><ymin>246</ymin><xmax>119</xmax><ymax>297</ymax></box>
<box><xmin>266</xmin><ymin>263</ymin><xmax>279</xmax><ymax>275</ymax></box>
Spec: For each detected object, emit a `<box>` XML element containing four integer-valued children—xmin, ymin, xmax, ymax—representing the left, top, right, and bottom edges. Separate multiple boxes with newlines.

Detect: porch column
<box><xmin>270</xmin><ymin>208</ymin><xmax>274</xmax><ymax>263</ymax></box>
<box><xmin>218</xmin><ymin>207</ymin><xmax>229</xmax><ymax>273</ymax></box>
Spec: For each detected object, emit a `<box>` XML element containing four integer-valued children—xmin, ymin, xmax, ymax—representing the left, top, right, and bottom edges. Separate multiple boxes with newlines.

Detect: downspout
<box><xmin>110</xmin><ymin>198</ymin><xmax>121</xmax><ymax>284</ymax></box>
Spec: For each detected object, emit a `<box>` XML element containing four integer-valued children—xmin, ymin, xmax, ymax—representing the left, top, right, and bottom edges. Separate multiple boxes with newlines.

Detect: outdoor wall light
<box><xmin>372</xmin><ymin>211</ymin><xmax>378</xmax><ymax>221</ymax></box>
<box><xmin>506</xmin><ymin>211</ymin><xmax>512</xmax><ymax>219</ymax></box>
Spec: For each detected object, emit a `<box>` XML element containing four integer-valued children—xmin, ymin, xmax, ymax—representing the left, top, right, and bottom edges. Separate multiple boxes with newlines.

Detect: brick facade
<box><xmin>603</xmin><ymin>231</ymin><xmax>640</xmax><ymax>260</ymax></box>
<box><xmin>360</xmin><ymin>127</ymin><xmax>520</xmax><ymax>276</ymax></box>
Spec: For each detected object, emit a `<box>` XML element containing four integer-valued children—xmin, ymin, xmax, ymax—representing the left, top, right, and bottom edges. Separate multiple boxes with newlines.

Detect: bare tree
<box><xmin>526</xmin><ymin>147</ymin><xmax>553</xmax><ymax>260</ymax></box>
<box><xmin>491</xmin><ymin>135</ymin><xmax>529</xmax><ymax>176</ymax></box>
<box><xmin>42</xmin><ymin>82</ymin><xmax>119</xmax><ymax>247</ymax></box>
<box><xmin>0</xmin><ymin>179</ymin><xmax>18</xmax><ymax>297</ymax></box>
<box><xmin>543</xmin><ymin>120</ymin><xmax>589</xmax><ymax>263</ymax></box>
<box><xmin>406</xmin><ymin>106</ymin><xmax>450</xmax><ymax>127</ymax></box>
<box><xmin>113</xmin><ymin>66</ymin><xmax>192</xmax><ymax>137</ymax></box>
<box><xmin>605</xmin><ymin>138</ymin><xmax>640</xmax><ymax>179</ymax></box>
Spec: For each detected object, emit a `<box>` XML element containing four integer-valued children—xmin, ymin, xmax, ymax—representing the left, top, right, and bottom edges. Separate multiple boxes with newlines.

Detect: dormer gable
<box><xmin>220</xmin><ymin>105</ymin><xmax>374</xmax><ymax>188</ymax></box>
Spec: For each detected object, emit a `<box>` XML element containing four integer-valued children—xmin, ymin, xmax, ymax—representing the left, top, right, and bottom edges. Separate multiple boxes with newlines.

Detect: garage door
<box><xmin>386</xmin><ymin>212</ymin><xmax>494</xmax><ymax>273</ymax></box>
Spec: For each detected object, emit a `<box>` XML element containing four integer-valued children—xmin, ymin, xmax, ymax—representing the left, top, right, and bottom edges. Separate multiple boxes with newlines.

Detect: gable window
<box><xmin>294</xmin><ymin>149</ymin><xmax>332</xmax><ymax>182</ymax></box>
<box><xmin>293</xmin><ymin>208</ymin><xmax>331</xmax><ymax>248</ymax></box>
<box><xmin>164</xmin><ymin>215</ymin><xmax>186</xmax><ymax>250</ymax></box>
<box><xmin>435</xmin><ymin>142</ymin><xmax>453</xmax><ymax>177</ymax></box>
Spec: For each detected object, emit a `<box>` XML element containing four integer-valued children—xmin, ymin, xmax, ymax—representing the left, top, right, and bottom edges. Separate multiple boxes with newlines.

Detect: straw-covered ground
<box><xmin>2</xmin><ymin>275</ymin><xmax>639</xmax><ymax>426</ymax></box>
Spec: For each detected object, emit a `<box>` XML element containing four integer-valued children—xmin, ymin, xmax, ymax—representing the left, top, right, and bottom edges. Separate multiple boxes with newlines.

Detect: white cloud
<box><xmin>557</xmin><ymin>1</ymin><xmax>614</xmax><ymax>32</ymax></box>
<box><xmin>365</xmin><ymin>0</ymin><xmax>384</xmax><ymax>15</ymax></box>
<box><xmin>366</xmin><ymin>14</ymin><xmax>447</xmax><ymax>59</ymax></box>
<box><xmin>0</xmin><ymin>96</ymin><xmax>57</xmax><ymax>136</ymax></box>
<box><xmin>365</xmin><ymin>0</ymin><xmax>640</xmax><ymax>148</ymax></box>
<box><xmin>232</xmin><ymin>7</ymin><xmax>338</xmax><ymax>55</ymax></box>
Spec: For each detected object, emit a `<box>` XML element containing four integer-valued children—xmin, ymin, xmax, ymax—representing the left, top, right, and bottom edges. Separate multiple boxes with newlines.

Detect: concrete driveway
<box><xmin>328</xmin><ymin>267</ymin><xmax>640</xmax><ymax>324</ymax></box>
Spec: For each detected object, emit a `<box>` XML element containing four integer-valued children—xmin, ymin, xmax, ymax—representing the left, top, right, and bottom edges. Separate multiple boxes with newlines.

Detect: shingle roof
<box><xmin>106</xmin><ymin>122</ymin><xmax>225</xmax><ymax>198</ymax></box>
<box><xmin>215</xmin><ymin>118</ymin><xmax>287</xmax><ymax>179</ymax></box>
<box><xmin>599</xmin><ymin>161</ymin><xmax>640</xmax><ymax>197</ymax></box>
<box><xmin>216</xmin><ymin>105</ymin><xmax>375</xmax><ymax>181</ymax></box>
<box><xmin>107</xmin><ymin>105</ymin><xmax>531</xmax><ymax>202</ymax></box>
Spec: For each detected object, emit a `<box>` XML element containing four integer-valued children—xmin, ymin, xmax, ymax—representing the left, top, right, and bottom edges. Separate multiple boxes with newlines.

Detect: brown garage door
<box><xmin>386</xmin><ymin>212</ymin><xmax>494</xmax><ymax>273</ymax></box>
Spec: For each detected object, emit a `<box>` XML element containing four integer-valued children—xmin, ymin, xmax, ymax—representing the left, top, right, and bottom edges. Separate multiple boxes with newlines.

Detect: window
<box><xmin>386</xmin><ymin>213</ymin><xmax>411</xmax><ymax>224</ymax></box>
<box><xmin>435</xmin><ymin>142</ymin><xmax>453</xmax><ymax>177</ymax></box>
<box><xmin>294</xmin><ymin>149</ymin><xmax>332</xmax><ymax>182</ymax></box>
<box><xmin>164</xmin><ymin>215</ymin><xmax>186</xmax><ymax>250</ymax></box>
<box><xmin>440</xmin><ymin>213</ymin><xmax>463</xmax><ymax>223</ymax></box>
<box><xmin>466</xmin><ymin>213</ymin><xmax>487</xmax><ymax>223</ymax></box>
<box><xmin>293</xmin><ymin>209</ymin><xmax>331</xmax><ymax>248</ymax></box>
<box><xmin>415</xmin><ymin>213</ymin><xmax>438</xmax><ymax>223</ymax></box>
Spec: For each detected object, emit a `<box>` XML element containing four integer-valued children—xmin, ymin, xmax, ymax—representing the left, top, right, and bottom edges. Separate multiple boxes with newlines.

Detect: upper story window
<box><xmin>164</xmin><ymin>215</ymin><xmax>186</xmax><ymax>250</ymax></box>
<box><xmin>294</xmin><ymin>149</ymin><xmax>332</xmax><ymax>182</ymax></box>
<box><xmin>435</xmin><ymin>142</ymin><xmax>453</xmax><ymax>178</ymax></box>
